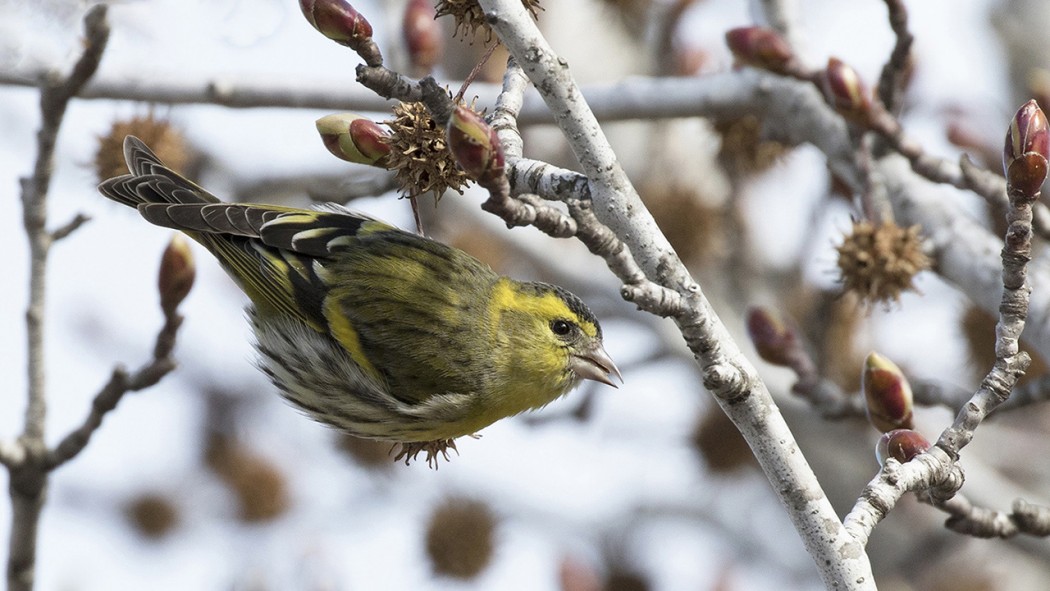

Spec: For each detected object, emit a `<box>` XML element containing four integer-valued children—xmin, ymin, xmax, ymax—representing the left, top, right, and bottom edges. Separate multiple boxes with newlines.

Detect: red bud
<box><xmin>875</xmin><ymin>428</ymin><xmax>930</xmax><ymax>466</ymax></box>
<box><xmin>862</xmin><ymin>352</ymin><xmax>914</xmax><ymax>433</ymax></box>
<box><xmin>300</xmin><ymin>0</ymin><xmax>373</xmax><ymax>50</ymax></box>
<box><xmin>447</xmin><ymin>106</ymin><xmax>505</xmax><ymax>187</ymax></box>
<box><xmin>823</xmin><ymin>58</ymin><xmax>871</xmax><ymax>120</ymax></box>
<box><xmin>1004</xmin><ymin>99</ymin><xmax>1050</xmax><ymax>197</ymax></box>
<box><xmin>746</xmin><ymin>307</ymin><xmax>799</xmax><ymax>367</ymax></box>
<box><xmin>403</xmin><ymin>0</ymin><xmax>442</xmax><ymax>74</ymax></box>
<box><xmin>158</xmin><ymin>234</ymin><xmax>195</xmax><ymax>315</ymax></box>
<box><xmin>725</xmin><ymin>27</ymin><xmax>794</xmax><ymax>73</ymax></box>
<box><xmin>316</xmin><ymin>113</ymin><xmax>391</xmax><ymax>167</ymax></box>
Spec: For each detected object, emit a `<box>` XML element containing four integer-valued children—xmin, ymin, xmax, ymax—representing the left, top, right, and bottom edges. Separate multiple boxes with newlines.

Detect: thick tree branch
<box><xmin>479</xmin><ymin>1</ymin><xmax>875</xmax><ymax>588</ymax></box>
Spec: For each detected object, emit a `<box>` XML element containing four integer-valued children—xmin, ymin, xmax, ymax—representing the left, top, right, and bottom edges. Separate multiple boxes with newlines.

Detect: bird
<box><xmin>98</xmin><ymin>136</ymin><xmax>620</xmax><ymax>464</ymax></box>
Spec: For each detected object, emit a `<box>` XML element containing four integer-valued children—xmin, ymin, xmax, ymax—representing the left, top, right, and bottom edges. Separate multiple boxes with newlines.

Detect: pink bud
<box><xmin>724</xmin><ymin>27</ymin><xmax>794</xmax><ymax>73</ymax></box>
<box><xmin>300</xmin><ymin>0</ymin><xmax>373</xmax><ymax>50</ymax></box>
<box><xmin>1004</xmin><ymin>99</ymin><xmax>1050</xmax><ymax>197</ymax></box>
<box><xmin>403</xmin><ymin>0</ymin><xmax>442</xmax><ymax>74</ymax></box>
<box><xmin>316</xmin><ymin>113</ymin><xmax>391</xmax><ymax>167</ymax></box>
<box><xmin>158</xmin><ymin>234</ymin><xmax>195</xmax><ymax>315</ymax></box>
<box><xmin>746</xmin><ymin>307</ymin><xmax>799</xmax><ymax>367</ymax></box>
<box><xmin>822</xmin><ymin>58</ymin><xmax>871</xmax><ymax>120</ymax></box>
<box><xmin>447</xmin><ymin>105</ymin><xmax>505</xmax><ymax>187</ymax></box>
<box><xmin>875</xmin><ymin>429</ymin><xmax>930</xmax><ymax>466</ymax></box>
<box><xmin>558</xmin><ymin>556</ymin><xmax>602</xmax><ymax>591</ymax></box>
<box><xmin>862</xmin><ymin>352</ymin><xmax>914</xmax><ymax>433</ymax></box>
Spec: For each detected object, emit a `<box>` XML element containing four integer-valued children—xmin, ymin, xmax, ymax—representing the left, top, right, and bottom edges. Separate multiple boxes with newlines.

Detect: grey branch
<box><xmin>46</xmin><ymin>310</ymin><xmax>181</xmax><ymax>470</ymax></box>
<box><xmin>932</xmin><ymin>494</ymin><xmax>1050</xmax><ymax>538</ymax></box>
<box><xmin>50</xmin><ymin>213</ymin><xmax>90</xmax><ymax>242</ymax></box>
<box><xmin>480</xmin><ymin>0</ymin><xmax>876</xmax><ymax>588</ymax></box>
<box><xmin>9</xmin><ymin>7</ymin><xmax>110</xmax><ymax>591</ymax></box>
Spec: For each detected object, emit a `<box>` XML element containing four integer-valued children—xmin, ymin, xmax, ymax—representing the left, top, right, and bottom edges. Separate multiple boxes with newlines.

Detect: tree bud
<box><xmin>823</xmin><ymin>58</ymin><xmax>871</xmax><ymax>120</ymax></box>
<box><xmin>158</xmin><ymin>234</ymin><xmax>195</xmax><ymax>315</ymax></box>
<box><xmin>1004</xmin><ymin>99</ymin><xmax>1049</xmax><ymax>197</ymax></box>
<box><xmin>316</xmin><ymin>113</ymin><xmax>391</xmax><ymax>167</ymax></box>
<box><xmin>403</xmin><ymin>0</ymin><xmax>442</xmax><ymax>74</ymax></box>
<box><xmin>746</xmin><ymin>307</ymin><xmax>799</xmax><ymax>367</ymax></box>
<box><xmin>724</xmin><ymin>27</ymin><xmax>794</xmax><ymax>73</ymax></box>
<box><xmin>875</xmin><ymin>428</ymin><xmax>930</xmax><ymax>466</ymax></box>
<box><xmin>300</xmin><ymin>0</ymin><xmax>373</xmax><ymax>50</ymax></box>
<box><xmin>862</xmin><ymin>352</ymin><xmax>914</xmax><ymax>433</ymax></box>
<box><xmin>447</xmin><ymin>105</ymin><xmax>505</xmax><ymax>187</ymax></box>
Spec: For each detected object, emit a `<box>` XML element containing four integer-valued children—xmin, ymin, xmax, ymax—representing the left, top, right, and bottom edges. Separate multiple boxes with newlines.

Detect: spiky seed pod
<box><xmin>836</xmin><ymin>220</ymin><xmax>929</xmax><ymax>305</ymax></box>
<box><xmin>95</xmin><ymin>114</ymin><xmax>188</xmax><ymax>182</ymax></box>
<box><xmin>714</xmin><ymin>115</ymin><xmax>788</xmax><ymax>177</ymax></box>
<box><xmin>335</xmin><ymin>433</ymin><xmax>393</xmax><ymax>469</ymax></box>
<box><xmin>690</xmin><ymin>405</ymin><xmax>755</xmax><ymax>473</ymax></box>
<box><xmin>425</xmin><ymin>498</ymin><xmax>498</xmax><ymax>579</ymax></box>
<box><xmin>205</xmin><ymin>435</ymin><xmax>291</xmax><ymax>523</ymax></box>
<box><xmin>124</xmin><ymin>493</ymin><xmax>180</xmax><ymax>540</ymax></box>
<box><xmin>605</xmin><ymin>568</ymin><xmax>651</xmax><ymax>591</ymax></box>
<box><xmin>436</xmin><ymin>0</ymin><xmax>542</xmax><ymax>40</ymax></box>
<box><xmin>599</xmin><ymin>0</ymin><xmax>653</xmax><ymax>38</ymax></box>
<box><xmin>384</xmin><ymin>101</ymin><xmax>471</xmax><ymax>199</ymax></box>
<box><xmin>641</xmin><ymin>182</ymin><xmax>725</xmax><ymax>266</ymax></box>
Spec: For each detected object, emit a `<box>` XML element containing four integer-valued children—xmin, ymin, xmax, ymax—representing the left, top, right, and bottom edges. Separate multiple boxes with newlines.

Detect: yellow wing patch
<box><xmin>323</xmin><ymin>295</ymin><xmax>385</xmax><ymax>385</ymax></box>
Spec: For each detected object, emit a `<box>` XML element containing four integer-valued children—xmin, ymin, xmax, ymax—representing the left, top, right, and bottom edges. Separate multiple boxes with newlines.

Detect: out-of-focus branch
<box><xmin>876</xmin><ymin>0</ymin><xmax>914</xmax><ymax>113</ymax></box>
<box><xmin>49</xmin><ymin>213</ymin><xmax>90</xmax><ymax>242</ymax></box>
<box><xmin>0</xmin><ymin>441</ymin><xmax>25</xmax><ymax>468</ymax></box>
<box><xmin>46</xmin><ymin>305</ymin><xmax>182</xmax><ymax>469</ymax></box>
<box><xmin>19</xmin><ymin>5</ymin><xmax>109</xmax><ymax>446</ymax></box>
<box><xmin>0</xmin><ymin>67</ymin><xmax>402</xmax><ymax>111</ymax></box>
<box><xmin>752</xmin><ymin>0</ymin><xmax>805</xmax><ymax>53</ymax></box>
<box><xmin>0</xmin><ymin>61</ymin><xmax>854</xmax><ymax>128</ymax></box>
<box><xmin>9</xmin><ymin>7</ymin><xmax>110</xmax><ymax>591</ymax></box>
<box><xmin>930</xmin><ymin>494</ymin><xmax>1050</xmax><ymax>538</ymax></box>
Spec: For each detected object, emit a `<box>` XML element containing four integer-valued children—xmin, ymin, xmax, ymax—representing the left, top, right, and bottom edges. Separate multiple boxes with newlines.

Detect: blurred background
<box><xmin>3</xmin><ymin>0</ymin><xmax>1050</xmax><ymax>589</ymax></box>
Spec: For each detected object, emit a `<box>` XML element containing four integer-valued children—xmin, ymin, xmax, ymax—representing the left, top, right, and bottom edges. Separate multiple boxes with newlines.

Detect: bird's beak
<box><xmin>570</xmin><ymin>343</ymin><xmax>623</xmax><ymax>388</ymax></box>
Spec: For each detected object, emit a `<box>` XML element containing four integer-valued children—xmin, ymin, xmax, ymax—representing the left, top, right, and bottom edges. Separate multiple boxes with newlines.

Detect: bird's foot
<box><xmin>394</xmin><ymin>438</ymin><xmax>459</xmax><ymax>468</ymax></box>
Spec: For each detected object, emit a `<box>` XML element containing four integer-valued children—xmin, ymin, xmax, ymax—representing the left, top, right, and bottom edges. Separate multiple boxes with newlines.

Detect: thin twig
<box><xmin>844</xmin><ymin>103</ymin><xmax>1045</xmax><ymax>544</ymax></box>
<box><xmin>46</xmin><ymin>309</ymin><xmax>182</xmax><ymax>470</ymax></box>
<box><xmin>926</xmin><ymin>494</ymin><xmax>1050</xmax><ymax>538</ymax></box>
<box><xmin>50</xmin><ymin>213</ymin><xmax>90</xmax><ymax>242</ymax></box>
<box><xmin>876</xmin><ymin>0</ymin><xmax>914</xmax><ymax>114</ymax></box>
<box><xmin>9</xmin><ymin>7</ymin><xmax>110</xmax><ymax>591</ymax></box>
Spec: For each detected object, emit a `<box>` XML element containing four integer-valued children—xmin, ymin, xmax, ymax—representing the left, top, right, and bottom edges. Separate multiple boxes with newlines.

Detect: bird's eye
<box><xmin>550</xmin><ymin>319</ymin><xmax>574</xmax><ymax>337</ymax></box>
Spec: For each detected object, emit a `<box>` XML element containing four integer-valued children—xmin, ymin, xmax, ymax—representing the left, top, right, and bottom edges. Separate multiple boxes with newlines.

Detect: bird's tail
<box><xmin>97</xmin><ymin>136</ymin><xmax>220</xmax><ymax>208</ymax></box>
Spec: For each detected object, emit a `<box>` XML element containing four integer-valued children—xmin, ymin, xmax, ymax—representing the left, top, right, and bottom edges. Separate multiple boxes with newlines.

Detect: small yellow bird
<box><xmin>99</xmin><ymin>137</ymin><xmax>620</xmax><ymax>463</ymax></box>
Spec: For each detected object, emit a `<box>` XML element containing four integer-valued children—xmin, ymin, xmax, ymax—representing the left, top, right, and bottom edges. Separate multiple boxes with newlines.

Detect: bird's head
<box><xmin>491</xmin><ymin>280</ymin><xmax>621</xmax><ymax>401</ymax></box>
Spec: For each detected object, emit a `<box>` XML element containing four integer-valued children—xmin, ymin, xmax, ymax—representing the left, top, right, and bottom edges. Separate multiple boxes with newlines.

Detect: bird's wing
<box><xmin>100</xmin><ymin>138</ymin><xmax>400</xmax><ymax>331</ymax></box>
